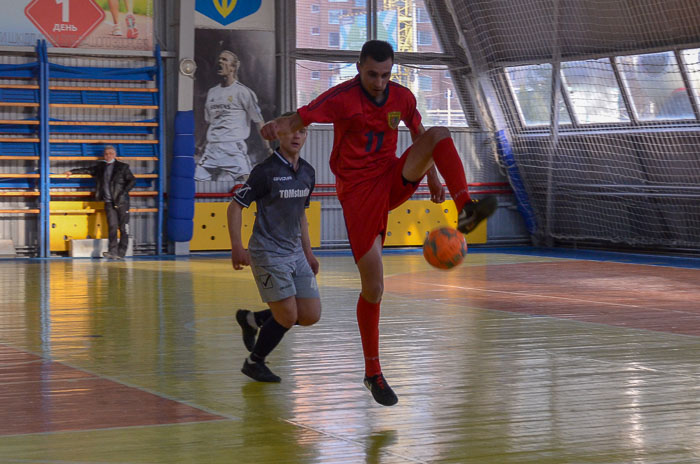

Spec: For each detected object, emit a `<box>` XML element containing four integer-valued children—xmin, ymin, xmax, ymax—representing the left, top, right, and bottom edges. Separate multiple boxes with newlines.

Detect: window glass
<box><xmin>416</xmin><ymin>7</ymin><xmax>430</xmax><ymax>23</ymax></box>
<box><xmin>376</xmin><ymin>0</ymin><xmax>443</xmax><ymax>53</ymax></box>
<box><xmin>506</xmin><ymin>64</ymin><xmax>571</xmax><ymax>127</ymax></box>
<box><xmin>395</xmin><ymin>65</ymin><xmax>467</xmax><ymax>126</ymax></box>
<box><xmin>417</xmin><ymin>30</ymin><xmax>432</xmax><ymax>46</ymax></box>
<box><xmin>561</xmin><ymin>59</ymin><xmax>629</xmax><ymax>124</ymax></box>
<box><xmin>328</xmin><ymin>32</ymin><xmax>340</xmax><ymax>47</ymax></box>
<box><xmin>418</xmin><ymin>75</ymin><xmax>432</xmax><ymax>91</ymax></box>
<box><xmin>297</xmin><ymin>1</ymin><xmax>366</xmax><ymax>50</ymax></box>
<box><xmin>681</xmin><ymin>48</ymin><xmax>700</xmax><ymax>111</ymax></box>
<box><xmin>617</xmin><ymin>52</ymin><xmax>694</xmax><ymax>121</ymax></box>
<box><xmin>296</xmin><ymin>61</ymin><xmax>356</xmax><ymax>106</ymax></box>
<box><xmin>328</xmin><ymin>9</ymin><xmax>348</xmax><ymax>25</ymax></box>
<box><xmin>296</xmin><ymin>62</ymin><xmax>466</xmax><ymax>126</ymax></box>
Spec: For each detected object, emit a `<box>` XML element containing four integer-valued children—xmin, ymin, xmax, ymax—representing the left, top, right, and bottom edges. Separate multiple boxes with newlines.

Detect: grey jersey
<box><xmin>234</xmin><ymin>151</ymin><xmax>315</xmax><ymax>264</ymax></box>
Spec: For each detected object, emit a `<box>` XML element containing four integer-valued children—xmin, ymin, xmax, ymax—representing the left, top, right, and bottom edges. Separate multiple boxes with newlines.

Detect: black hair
<box><xmin>359</xmin><ymin>40</ymin><xmax>394</xmax><ymax>64</ymax></box>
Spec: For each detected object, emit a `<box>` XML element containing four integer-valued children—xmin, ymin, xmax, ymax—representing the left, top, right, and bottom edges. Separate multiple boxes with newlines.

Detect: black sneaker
<box><xmin>236</xmin><ymin>309</ymin><xmax>257</xmax><ymax>352</ymax></box>
<box><xmin>364</xmin><ymin>374</ymin><xmax>398</xmax><ymax>406</ymax></box>
<box><xmin>241</xmin><ymin>359</ymin><xmax>281</xmax><ymax>383</ymax></box>
<box><xmin>457</xmin><ymin>196</ymin><xmax>498</xmax><ymax>234</ymax></box>
<box><xmin>102</xmin><ymin>252</ymin><xmax>118</xmax><ymax>259</ymax></box>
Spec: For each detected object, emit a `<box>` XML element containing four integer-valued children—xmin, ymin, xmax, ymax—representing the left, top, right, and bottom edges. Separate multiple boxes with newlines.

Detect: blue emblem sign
<box><xmin>195</xmin><ymin>0</ymin><xmax>262</xmax><ymax>26</ymax></box>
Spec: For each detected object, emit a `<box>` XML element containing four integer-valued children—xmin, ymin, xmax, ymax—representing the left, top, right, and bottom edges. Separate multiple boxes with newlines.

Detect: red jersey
<box><xmin>297</xmin><ymin>75</ymin><xmax>422</xmax><ymax>199</ymax></box>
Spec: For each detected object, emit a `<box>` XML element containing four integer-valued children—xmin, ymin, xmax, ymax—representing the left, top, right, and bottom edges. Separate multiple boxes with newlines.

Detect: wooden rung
<box><xmin>50</xmin><ymin>104</ymin><xmax>158</xmax><ymax>110</ymax></box>
<box><xmin>50</xmin><ymin>86</ymin><xmax>157</xmax><ymax>93</ymax></box>
<box><xmin>50</xmin><ymin>138</ymin><xmax>158</xmax><ymax>144</ymax></box>
<box><xmin>0</xmin><ymin>191</ymin><xmax>40</xmax><ymax>196</ymax></box>
<box><xmin>49</xmin><ymin>207</ymin><xmax>158</xmax><ymax>214</ymax></box>
<box><xmin>128</xmin><ymin>191</ymin><xmax>158</xmax><ymax>197</ymax></box>
<box><xmin>0</xmin><ymin>209</ymin><xmax>40</xmax><ymax>214</ymax></box>
<box><xmin>0</xmin><ymin>156</ymin><xmax>39</xmax><ymax>160</ymax></box>
<box><xmin>0</xmin><ymin>173</ymin><xmax>39</xmax><ymax>178</ymax></box>
<box><xmin>0</xmin><ymin>84</ymin><xmax>39</xmax><ymax>90</ymax></box>
<box><xmin>0</xmin><ymin>102</ymin><xmax>39</xmax><ymax>107</ymax></box>
<box><xmin>50</xmin><ymin>190</ymin><xmax>157</xmax><ymax>197</ymax></box>
<box><xmin>49</xmin><ymin>156</ymin><xmax>158</xmax><ymax>161</ymax></box>
<box><xmin>51</xmin><ymin>173</ymin><xmax>158</xmax><ymax>178</ymax></box>
<box><xmin>0</xmin><ymin>137</ymin><xmax>39</xmax><ymax>143</ymax></box>
<box><xmin>50</xmin><ymin>191</ymin><xmax>92</xmax><ymax>197</ymax></box>
<box><xmin>50</xmin><ymin>209</ymin><xmax>97</xmax><ymax>214</ymax></box>
<box><xmin>50</xmin><ymin>121</ymin><xmax>158</xmax><ymax>127</ymax></box>
<box><xmin>0</xmin><ymin>120</ymin><xmax>39</xmax><ymax>125</ymax></box>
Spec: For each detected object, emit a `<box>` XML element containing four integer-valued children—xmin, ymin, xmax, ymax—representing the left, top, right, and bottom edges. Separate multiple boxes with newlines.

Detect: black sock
<box><xmin>250</xmin><ymin>317</ymin><xmax>289</xmax><ymax>363</ymax></box>
<box><xmin>253</xmin><ymin>309</ymin><xmax>272</xmax><ymax>327</ymax></box>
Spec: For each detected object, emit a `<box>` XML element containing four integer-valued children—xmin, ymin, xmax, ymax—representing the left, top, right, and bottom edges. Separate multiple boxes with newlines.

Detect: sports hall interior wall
<box><xmin>3</xmin><ymin>0</ymin><xmax>699</xmax><ymax>255</ymax></box>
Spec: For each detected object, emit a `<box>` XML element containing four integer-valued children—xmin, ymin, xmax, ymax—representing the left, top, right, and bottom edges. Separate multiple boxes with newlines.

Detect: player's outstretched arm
<box><xmin>255</xmin><ymin>121</ymin><xmax>274</xmax><ymax>155</ymax></box>
<box><xmin>227</xmin><ymin>200</ymin><xmax>250</xmax><ymax>270</ymax></box>
<box><xmin>300</xmin><ymin>212</ymin><xmax>319</xmax><ymax>275</ymax></box>
<box><xmin>260</xmin><ymin>112</ymin><xmax>304</xmax><ymax>141</ymax></box>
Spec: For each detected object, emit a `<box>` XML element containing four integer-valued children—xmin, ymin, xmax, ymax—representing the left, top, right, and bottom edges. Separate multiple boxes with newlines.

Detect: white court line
<box><xmin>417</xmin><ymin>281</ymin><xmax>644</xmax><ymax>308</ymax></box>
<box><xmin>384</xmin><ymin>291</ymin><xmax>700</xmax><ymax>380</ymax></box>
<box><xmin>417</xmin><ymin>280</ymin><xmax>700</xmax><ymax>317</ymax></box>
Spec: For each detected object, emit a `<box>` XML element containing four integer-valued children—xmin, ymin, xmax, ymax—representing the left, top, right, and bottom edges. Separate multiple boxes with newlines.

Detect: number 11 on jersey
<box><xmin>365</xmin><ymin>131</ymin><xmax>384</xmax><ymax>153</ymax></box>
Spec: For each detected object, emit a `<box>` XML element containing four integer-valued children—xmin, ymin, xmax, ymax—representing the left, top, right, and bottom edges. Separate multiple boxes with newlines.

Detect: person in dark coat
<box><xmin>65</xmin><ymin>145</ymin><xmax>136</xmax><ymax>259</ymax></box>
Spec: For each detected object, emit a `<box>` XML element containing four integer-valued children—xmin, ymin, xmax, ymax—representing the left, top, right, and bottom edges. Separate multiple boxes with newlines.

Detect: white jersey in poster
<box><xmin>204</xmin><ymin>81</ymin><xmax>264</xmax><ymax>143</ymax></box>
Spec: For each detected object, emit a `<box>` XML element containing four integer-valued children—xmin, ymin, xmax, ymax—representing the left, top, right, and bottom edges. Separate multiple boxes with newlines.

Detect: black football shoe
<box><xmin>457</xmin><ymin>196</ymin><xmax>498</xmax><ymax>234</ymax></box>
<box><xmin>241</xmin><ymin>359</ymin><xmax>281</xmax><ymax>383</ymax></box>
<box><xmin>236</xmin><ymin>309</ymin><xmax>257</xmax><ymax>352</ymax></box>
<box><xmin>364</xmin><ymin>373</ymin><xmax>398</xmax><ymax>406</ymax></box>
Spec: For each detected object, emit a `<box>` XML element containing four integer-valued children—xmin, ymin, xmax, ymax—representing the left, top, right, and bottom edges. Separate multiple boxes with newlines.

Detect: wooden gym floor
<box><xmin>1</xmin><ymin>248</ymin><xmax>699</xmax><ymax>463</ymax></box>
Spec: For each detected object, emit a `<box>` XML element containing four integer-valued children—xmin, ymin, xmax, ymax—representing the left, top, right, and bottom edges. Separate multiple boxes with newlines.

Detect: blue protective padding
<box><xmin>170</xmin><ymin>156</ymin><xmax>195</xmax><ymax>178</ymax></box>
<box><xmin>168</xmin><ymin>175</ymin><xmax>195</xmax><ymax>199</ymax></box>
<box><xmin>496</xmin><ymin>130</ymin><xmax>537</xmax><ymax>235</ymax></box>
<box><xmin>48</xmin><ymin>63</ymin><xmax>156</xmax><ymax>81</ymax></box>
<box><xmin>167</xmin><ymin>110</ymin><xmax>196</xmax><ymax>243</ymax></box>
<box><xmin>167</xmin><ymin>217</ymin><xmax>194</xmax><ymax>242</ymax></box>
<box><xmin>0</xmin><ymin>62</ymin><xmax>39</xmax><ymax>79</ymax></box>
<box><xmin>173</xmin><ymin>133</ymin><xmax>195</xmax><ymax>157</ymax></box>
<box><xmin>174</xmin><ymin>110</ymin><xmax>194</xmax><ymax>134</ymax></box>
<box><xmin>167</xmin><ymin>197</ymin><xmax>195</xmax><ymax>220</ymax></box>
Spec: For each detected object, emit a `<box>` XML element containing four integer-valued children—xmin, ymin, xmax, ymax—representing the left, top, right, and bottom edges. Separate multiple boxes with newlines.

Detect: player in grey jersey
<box><xmin>228</xmin><ymin>116</ymin><xmax>320</xmax><ymax>383</ymax></box>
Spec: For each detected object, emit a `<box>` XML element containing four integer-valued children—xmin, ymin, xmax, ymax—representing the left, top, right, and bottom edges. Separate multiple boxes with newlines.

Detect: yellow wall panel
<box><xmin>190</xmin><ymin>201</ymin><xmax>321</xmax><ymax>251</ymax></box>
<box><xmin>49</xmin><ymin>201</ymin><xmax>108</xmax><ymax>252</ymax></box>
<box><xmin>385</xmin><ymin>200</ymin><xmax>487</xmax><ymax>247</ymax></box>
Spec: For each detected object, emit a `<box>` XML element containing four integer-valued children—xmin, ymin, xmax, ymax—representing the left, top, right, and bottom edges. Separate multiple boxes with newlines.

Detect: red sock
<box><xmin>432</xmin><ymin>138</ymin><xmax>470</xmax><ymax>211</ymax></box>
<box><xmin>356</xmin><ymin>294</ymin><xmax>381</xmax><ymax>377</ymax></box>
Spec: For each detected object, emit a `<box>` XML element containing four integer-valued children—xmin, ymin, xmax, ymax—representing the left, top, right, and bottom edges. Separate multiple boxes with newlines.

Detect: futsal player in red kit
<box><xmin>261</xmin><ymin>40</ymin><xmax>496</xmax><ymax>406</ymax></box>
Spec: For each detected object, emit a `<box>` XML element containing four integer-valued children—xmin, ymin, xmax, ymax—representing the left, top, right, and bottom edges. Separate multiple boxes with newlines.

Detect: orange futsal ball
<box><xmin>422</xmin><ymin>227</ymin><xmax>468</xmax><ymax>270</ymax></box>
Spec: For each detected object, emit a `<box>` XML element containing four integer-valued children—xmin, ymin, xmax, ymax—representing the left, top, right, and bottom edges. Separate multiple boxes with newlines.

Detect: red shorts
<box><xmin>340</xmin><ymin>148</ymin><xmax>423</xmax><ymax>262</ymax></box>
